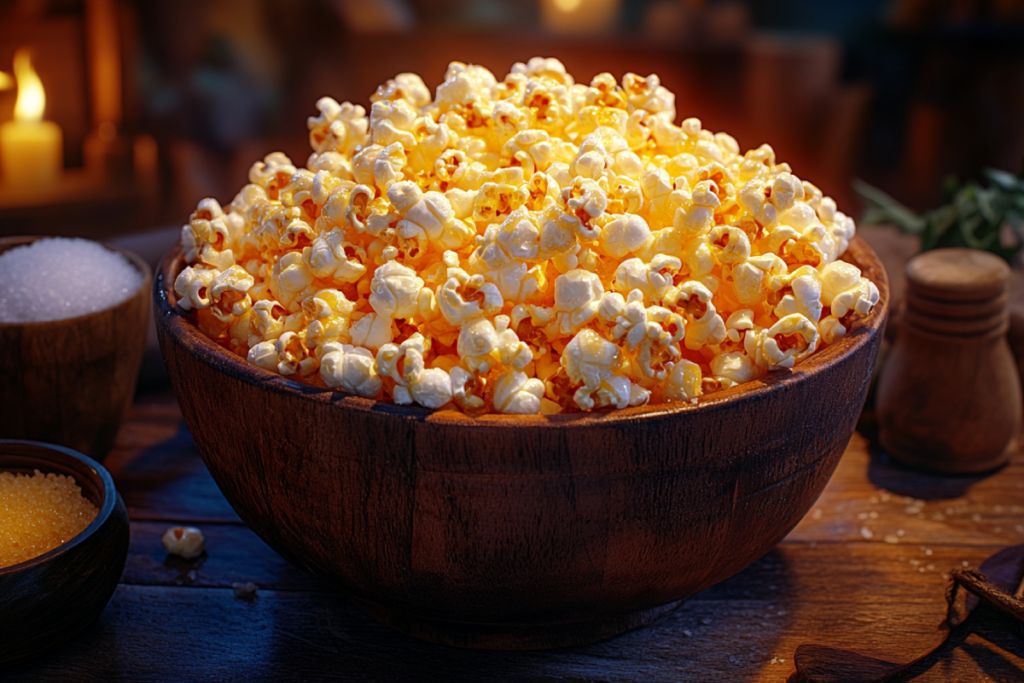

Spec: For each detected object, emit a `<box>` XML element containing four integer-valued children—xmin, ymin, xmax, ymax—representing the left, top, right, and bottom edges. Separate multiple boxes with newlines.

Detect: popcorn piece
<box><xmin>208</xmin><ymin>265</ymin><xmax>255</xmax><ymax>322</ymax></box>
<box><xmin>303</xmin><ymin>288</ymin><xmax>355</xmax><ymax>348</ymax></box>
<box><xmin>174</xmin><ymin>265</ymin><xmax>218</xmax><ymax>311</ymax></box>
<box><xmin>599</xmin><ymin>213</ymin><xmax>651</xmax><ymax>259</ymax></box>
<box><xmin>561</xmin><ymin>329</ymin><xmax>622</xmax><ymax>410</ymax></box>
<box><xmin>162</xmin><ymin>526</ymin><xmax>205</xmax><ymax>559</ymax></box>
<box><xmin>749</xmin><ymin>314</ymin><xmax>820</xmax><ymax>370</ymax></box>
<box><xmin>664</xmin><ymin>359</ymin><xmax>702</xmax><ymax>402</ymax></box>
<box><xmin>319</xmin><ymin>343</ymin><xmax>382</xmax><ymax>397</ymax></box>
<box><xmin>553</xmin><ymin>269</ymin><xmax>604</xmax><ymax>335</ymax></box>
<box><xmin>305</xmin><ymin>229</ymin><xmax>368</xmax><ymax>283</ymax></box>
<box><xmin>438</xmin><ymin>268</ymin><xmax>504</xmax><ymax>326</ymax></box>
<box><xmin>248</xmin><ymin>331</ymin><xmax>319</xmax><ymax>376</ymax></box>
<box><xmin>665</xmin><ymin>281</ymin><xmax>727</xmax><ymax>350</ymax></box>
<box><xmin>369</xmin><ymin>261</ymin><xmax>425</xmax><ymax>320</ymax></box>
<box><xmin>492</xmin><ymin>370</ymin><xmax>545</xmax><ymax>414</ymax></box>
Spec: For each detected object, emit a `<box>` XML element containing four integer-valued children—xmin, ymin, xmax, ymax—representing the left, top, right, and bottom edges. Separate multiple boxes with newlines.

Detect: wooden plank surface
<box><xmin>7</xmin><ymin>391</ymin><xmax>1024</xmax><ymax>682</ymax></box>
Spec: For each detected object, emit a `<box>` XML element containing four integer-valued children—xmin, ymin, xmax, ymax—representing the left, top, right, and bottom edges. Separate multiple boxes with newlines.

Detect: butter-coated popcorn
<box><xmin>178</xmin><ymin>57</ymin><xmax>878</xmax><ymax>414</ymax></box>
<box><xmin>319</xmin><ymin>342</ymin><xmax>382</xmax><ymax>397</ymax></box>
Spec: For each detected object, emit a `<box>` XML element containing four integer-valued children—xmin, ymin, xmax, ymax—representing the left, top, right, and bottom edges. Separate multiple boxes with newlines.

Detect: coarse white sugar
<box><xmin>0</xmin><ymin>238</ymin><xmax>142</xmax><ymax>323</ymax></box>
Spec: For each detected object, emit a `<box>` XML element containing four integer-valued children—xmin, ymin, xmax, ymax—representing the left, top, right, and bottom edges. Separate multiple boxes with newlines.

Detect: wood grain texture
<box><xmin>0</xmin><ymin>441</ymin><xmax>130</xmax><ymax>667</ymax></box>
<box><xmin>153</xmin><ymin>236</ymin><xmax>889</xmax><ymax>649</ymax></box>
<box><xmin>8</xmin><ymin>393</ymin><xmax>1024</xmax><ymax>681</ymax></box>
<box><xmin>0</xmin><ymin>236</ymin><xmax>152</xmax><ymax>460</ymax></box>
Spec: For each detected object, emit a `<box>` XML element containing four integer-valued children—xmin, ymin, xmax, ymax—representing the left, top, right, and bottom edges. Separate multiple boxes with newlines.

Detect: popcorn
<box><xmin>319</xmin><ymin>343</ymin><xmax>382</xmax><ymax>397</ymax></box>
<box><xmin>492</xmin><ymin>370</ymin><xmax>545</xmax><ymax>414</ymax></box>
<box><xmin>368</xmin><ymin>261</ymin><xmax>425</xmax><ymax>320</ymax></box>
<box><xmin>248</xmin><ymin>331</ymin><xmax>319</xmax><ymax>377</ymax></box>
<box><xmin>162</xmin><ymin>526</ymin><xmax>205</xmax><ymax>559</ymax></box>
<box><xmin>177</xmin><ymin>57</ymin><xmax>878</xmax><ymax>414</ymax></box>
<box><xmin>553</xmin><ymin>269</ymin><xmax>604</xmax><ymax>335</ymax></box>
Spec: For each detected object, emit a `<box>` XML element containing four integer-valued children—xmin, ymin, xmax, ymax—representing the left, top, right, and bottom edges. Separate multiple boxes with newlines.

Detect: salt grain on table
<box><xmin>0</xmin><ymin>238</ymin><xmax>141</xmax><ymax>323</ymax></box>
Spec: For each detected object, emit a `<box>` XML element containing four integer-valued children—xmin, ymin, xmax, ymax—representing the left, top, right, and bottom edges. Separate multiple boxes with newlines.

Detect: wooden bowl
<box><xmin>0</xmin><ymin>440</ymin><xmax>130</xmax><ymax>666</ymax></box>
<box><xmin>155</xmin><ymin>236</ymin><xmax>888</xmax><ymax>649</ymax></box>
<box><xmin>0</xmin><ymin>236</ymin><xmax>152</xmax><ymax>460</ymax></box>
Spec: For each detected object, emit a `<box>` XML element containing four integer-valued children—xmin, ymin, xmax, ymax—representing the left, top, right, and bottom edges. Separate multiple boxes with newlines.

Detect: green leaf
<box><xmin>853</xmin><ymin>179</ymin><xmax>925</xmax><ymax>232</ymax></box>
<box><xmin>975</xmin><ymin>187</ymin><xmax>999</xmax><ymax>224</ymax></box>
<box><xmin>983</xmin><ymin>167</ymin><xmax>1021</xmax><ymax>193</ymax></box>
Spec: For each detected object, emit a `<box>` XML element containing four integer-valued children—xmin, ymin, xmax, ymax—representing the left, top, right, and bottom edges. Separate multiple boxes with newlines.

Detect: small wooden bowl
<box><xmin>0</xmin><ymin>236</ymin><xmax>152</xmax><ymax>460</ymax></box>
<box><xmin>155</xmin><ymin>236</ymin><xmax>888</xmax><ymax>649</ymax></box>
<box><xmin>0</xmin><ymin>440</ymin><xmax>130</xmax><ymax>666</ymax></box>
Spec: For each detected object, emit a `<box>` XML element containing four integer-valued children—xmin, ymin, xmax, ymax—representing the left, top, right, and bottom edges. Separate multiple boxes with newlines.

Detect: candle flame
<box><xmin>554</xmin><ymin>0</ymin><xmax>583</xmax><ymax>11</ymax></box>
<box><xmin>13</xmin><ymin>49</ymin><xmax>45</xmax><ymax>123</ymax></box>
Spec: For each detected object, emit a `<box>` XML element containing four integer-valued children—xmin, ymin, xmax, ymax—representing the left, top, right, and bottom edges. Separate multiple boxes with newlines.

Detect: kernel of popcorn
<box><xmin>665</xmin><ymin>280</ymin><xmax>727</xmax><ymax>350</ymax></box>
<box><xmin>819</xmin><ymin>260</ymin><xmax>862</xmax><ymax>306</ymax></box>
<box><xmin>174</xmin><ymin>265</ymin><xmax>218</xmax><ymax>311</ymax></box>
<box><xmin>612</xmin><ymin>255</ymin><xmax>679</xmax><ymax>302</ymax></box>
<box><xmin>711</xmin><ymin>351</ymin><xmax>759</xmax><ymax>385</ymax></box>
<box><xmin>561</xmin><ymin>329</ymin><xmax>621</xmax><ymax>410</ymax></box>
<box><xmin>818</xmin><ymin>315</ymin><xmax>847</xmax><ymax>345</ymax></box>
<box><xmin>664</xmin><ymin>359</ymin><xmax>702</xmax><ymax>402</ymax></box>
<box><xmin>249</xmin><ymin>152</ymin><xmax>297</xmax><ymax>200</ymax></box>
<box><xmin>308</xmin><ymin>98</ymin><xmax>368</xmax><ymax>156</ymax></box>
<box><xmin>437</xmin><ymin>268</ymin><xmax>503</xmax><ymax>326</ymax></box>
<box><xmin>248</xmin><ymin>331</ymin><xmax>318</xmax><ymax>377</ymax></box>
<box><xmin>457</xmin><ymin>317</ymin><xmax>501</xmax><ymax>374</ymax></box>
<box><xmin>725</xmin><ymin>309</ymin><xmax>756</xmax><ymax>343</ymax></box>
<box><xmin>590</xmin><ymin>374</ymin><xmax>632</xmax><ymax>411</ymax></box>
<box><xmin>162</xmin><ymin>526</ymin><xmax>205</xmax><ymax>559</ymax></box>
<box><xmin>492</xmin><ymin>370</ymin><xmax>545</xmax><ymax>414</ymax></box>
<box><xmin>303</xmin><ymin>288</ymin><xmax>355</xmax><ymax>348</ymax></box>
<box><xmin>831</xmin><ymin>278</ymin><xmax>880</xmax><ymax>319</ymax></box>
<box><xmin>406</xmin><ymin>366</ymin><xmax>454</xmax><ymax>409</ymax></box>
<box><xmin>271</xmin><ymin>251</ymin><xmax>318</xmax><ymax>311</ymax></box>
<box><xmin>348</xmin><ymin>312</ymin><xmax>393</xmax><ymax>351</ymax></box>
<box><xmin>553</xmin><ymin>269</ymin><xmax>604</xmax><ymax>335</ymax></box>
<box><xmin>772</xmin><ymin>266</ymin><xmax>823</xmax><ymax>323</ymax></box>
<box><xmin>751</xmin><ymin>313</ymin><xmax>820</xmax><ymax>370</ymax></box>
<box><xmin>708</xmin><ymin>226</ymin><xmax>751</xmax><ymax>265</ymax></box>
<box><xmin>674</xmin><ymin>179</ymin><xmax>720</xmax><ymax>237</ymax></box>
<box><xmin>305</xmin><ymin>229</ymin><xmax>368</xmax><ymax>283</ymax></box>
<box><xmin>377</xmin><ymin>333</ymin><xmax>429</xmax><ymax>384</ymax></box>
<box><xmin>389</xmin><ymin>181</ymin><xmax>454</xmax><ymax>242</ymax></box>
<box><xmin>208</xmin><ymin>265</ymin><xmax>255</xmax><ymax>322</ymax></box>
<box><xmin>370</xmin><ymin>98</ymin><xmax>418</xmax><ymax>149</ymax></box>
<box><xmin>319</xmin><ymin>342</ymin><xmax>382</xmax><ymax>397</ymax></box>
<box><xmin>368</xmin><ymin>260</ymin><xmax>425</xmax><ymax>320</ymax></box>
<box><xmin>183</xmin><ymin>200</ymin><xmax>237</xmax><ymax>270</ymax></box>
<box><xmin>732</xmin><ymin>253</ymin><xmax>787</xmax><ymax>305</ymax></box>
<box><xmin>599</xmin><ymin>213</ymin><xmax>651</xmax><ymax>259</ymax></box>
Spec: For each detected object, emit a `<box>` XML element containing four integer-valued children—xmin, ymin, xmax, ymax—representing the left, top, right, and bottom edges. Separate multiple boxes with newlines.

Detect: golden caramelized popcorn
<box><xmin>176</xmin><ymin>58</ymin><xmax>880</xmax><ymax>414</ymax></box>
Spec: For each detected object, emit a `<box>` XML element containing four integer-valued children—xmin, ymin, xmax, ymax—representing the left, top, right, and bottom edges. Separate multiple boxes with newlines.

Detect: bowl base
<box><xmin>350</xmin><ymin>597</ymin><xmax>685</xmax><ymax>650</ymax></box>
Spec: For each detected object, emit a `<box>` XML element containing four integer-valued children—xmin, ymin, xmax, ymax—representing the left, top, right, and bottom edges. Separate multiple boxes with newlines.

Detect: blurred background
<box><xmin>0</xmin><ymin>0</ymin><xmax>1022</xmax><ymax>239</ymax></box>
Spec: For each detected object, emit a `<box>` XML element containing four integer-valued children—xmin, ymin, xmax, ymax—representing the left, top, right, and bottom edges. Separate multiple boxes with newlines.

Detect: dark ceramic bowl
<box><xmin>155</xmin><ymin>236</ymin><xmax>888</xmax><ymax>650</ymax></box>
<box><xmin>0</xmin><ymin>440</ymin><xmax>130</xmax><ymax>666</ymax></box>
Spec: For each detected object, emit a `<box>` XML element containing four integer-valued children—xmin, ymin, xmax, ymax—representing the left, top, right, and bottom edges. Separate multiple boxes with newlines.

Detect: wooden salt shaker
<box><xmin>877</xmin><ymin>248</ymin><xmax>1021</xmax><ymax>473</ymax></box>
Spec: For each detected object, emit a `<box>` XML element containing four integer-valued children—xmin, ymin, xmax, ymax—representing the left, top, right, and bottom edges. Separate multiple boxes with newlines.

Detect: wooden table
<box><xmin>6</xmin><ymin>391</ymin><xmax>1024</xmax><ymax>682</ymax></box>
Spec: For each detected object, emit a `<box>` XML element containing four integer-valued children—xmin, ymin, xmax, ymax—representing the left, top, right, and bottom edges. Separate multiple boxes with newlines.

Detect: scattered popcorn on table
<box><xmin>161</xmin><ymin>526</ymin><xmax>205</xmax><ymax>559</ymax></box>
<box><xmin>175</xmin><ymin>57</ymin><xmax>879</xmax><ymax>414</ymax></box>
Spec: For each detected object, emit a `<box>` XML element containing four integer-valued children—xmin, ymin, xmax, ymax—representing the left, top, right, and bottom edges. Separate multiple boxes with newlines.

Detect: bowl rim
<box><xmin>154</xmin><ymin>235</ymin><xmax>889</xmax><ymax>427</ymax></box>
<box><xmin>0</xmin><ymin>235</ymin><xmax>153</xmax><ymax>328</ymax></box>
<box><xmin>0</xmin><ymin>440</ymin><xmax>119</xmax><ymax>575</ymax></box>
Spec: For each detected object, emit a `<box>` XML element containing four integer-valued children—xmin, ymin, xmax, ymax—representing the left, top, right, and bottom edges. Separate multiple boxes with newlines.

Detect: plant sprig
<box><xmin>854</xmin><ymin>167</ymin><xmax>1024</xmax><ymax>263</ymax></box>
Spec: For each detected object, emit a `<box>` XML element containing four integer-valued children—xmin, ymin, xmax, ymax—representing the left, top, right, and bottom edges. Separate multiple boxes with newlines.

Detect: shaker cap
<box><xmin>905</xmin><ymin>248</ymin><xmax>1009</xmax><ymax>302</ymax></box>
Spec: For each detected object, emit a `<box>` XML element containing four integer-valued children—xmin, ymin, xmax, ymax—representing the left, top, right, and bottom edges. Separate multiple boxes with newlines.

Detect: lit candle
<box><xmin>0</xmin><ymin>49</ymin><xmax>63</xmax><ymax>189</ymax></box>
